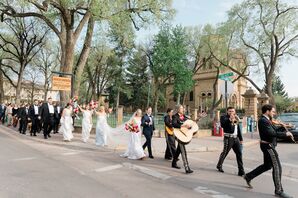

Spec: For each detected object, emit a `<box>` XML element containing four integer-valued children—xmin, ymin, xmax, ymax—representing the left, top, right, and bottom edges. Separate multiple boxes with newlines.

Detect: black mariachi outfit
<box><xmin>29</xmin><ymin>105</ymin><xmax>40</xmax><ymax>136</ymax></box>
<box><xmin>216</xmin><ymin>114</ymin><xmax>244</xmax><ymax>175</ymax></box>
<box><xmin>245</xmin><ymin>116</ymin><xmax>288</xmax><ymax>195</ymax></box>
<box><xmin>164</xmin><ymin>115</ymin><xmax>176</xmax><ymax>160</ymax></box>
<box><xmin>172</xmin><ymin>113</ymin><xmax>193</xmax><ymax>173</ymax></box>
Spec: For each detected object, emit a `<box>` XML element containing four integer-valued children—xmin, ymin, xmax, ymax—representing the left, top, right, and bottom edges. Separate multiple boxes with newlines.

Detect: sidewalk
<box><xmin>0</xmin><ymin>125</ymin><xmax>259</xmax><ymax>153</ymax></box>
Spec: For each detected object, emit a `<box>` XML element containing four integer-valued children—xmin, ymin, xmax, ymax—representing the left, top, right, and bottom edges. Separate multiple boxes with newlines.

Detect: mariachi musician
<box><xmin>171</xmin><ymin>105</ymin><xmax>193</xmax><ymax>174</ymax></box>
<box><xmin>164</xmin><ymin>108</ymin><xmax>176</xmax><ymax>160</ymax></box>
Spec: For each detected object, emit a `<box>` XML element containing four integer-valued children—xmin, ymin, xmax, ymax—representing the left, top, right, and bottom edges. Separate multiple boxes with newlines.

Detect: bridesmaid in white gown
<box><xmin>78</xmin><ymin>104</ymin><xmax>93</xmax><ymax>143</ymax></box>
<box><xmin>121</xmin><ymin>109</ymin><xmax>146</xmax><ymax>160</ymax></box>
<box><xmin>95</xmin><ymin>106</ymin><xmax>109</xmax><ymax>146</ymax></box>
<box><xmin>59</xmin><ymin>103</ymin><xmax>74</xmax><ymax>142</ymax></box>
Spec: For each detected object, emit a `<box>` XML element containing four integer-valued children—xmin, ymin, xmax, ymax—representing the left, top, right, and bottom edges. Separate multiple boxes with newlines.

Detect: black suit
<box><xmin>0</xmin><ymin>105</ymin><xmax>6</xmax><ymax>124</ymax></box>
<box><xmin>18</xmin><ymin>107</ymin><xmax>29</xmax><ymax>134</ymax></box>
<box><xmin>141</xmin><ymin>114</ymin><xmax>155</xmax><ymax>157</ymax></box>
<box><xmin>29</xmin><ymin>105</ymin><xmax>40</xmax><ymax>136</ymax></box>
<box><xmin>164</xmin><ymin>115</ymin><xmax>176</xmax><ymax>159</ymax></box>
<box><xmin>245</xmin><ymin>116</ymin><xmax>288</xmax><ymax>195</ymax></box>
<box><xmin>172</xmin><ymin>113</ymin><xmax>192</xmax><ymax>173</ymax></box>
<box><xmin>216</xmin><ymin>114</ymin><xmax>244</xmax><ymax>175</ymax></box>
<box><xmin>39</xmin><ymin>103</ymin><xmax>56</xmax><ymax>138</ymax></box>
<box><xmin>54</xmin><ymin>106</ymin><xmax>63</xmax><ymax>133</ymax></box>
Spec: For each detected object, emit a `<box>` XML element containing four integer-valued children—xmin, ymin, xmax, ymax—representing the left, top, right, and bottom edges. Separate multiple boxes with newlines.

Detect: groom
<box><xmin>142</xmin><ymin>107</ymin><xmax>155</xmax><ymax>159</ymax></box>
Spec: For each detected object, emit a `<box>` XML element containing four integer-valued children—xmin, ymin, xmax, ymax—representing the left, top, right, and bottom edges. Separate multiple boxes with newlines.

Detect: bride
<box><xmin>95</xmin><ymin>106</ymin><xmax>109</xmax><ymax>146</ymax></box>
<box><xmin>59</xmin><ymin>103</ymin><xmax>74</xmax><ymax>142</ymax></box>
<box><xmin>121</xmin><ymin>109</ymin><xmax>146</xmax><ymax>160</ymax></box>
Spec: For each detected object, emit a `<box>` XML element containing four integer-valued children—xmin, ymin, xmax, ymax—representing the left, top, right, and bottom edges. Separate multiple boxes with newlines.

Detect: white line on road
<box><xmin>123</xmin><ymin>162</ymin><xmax>171</xmax><ymax>180</ymax></box>
<box><xmin>11</xmin><ymin>157</ymin><xmax>37</xmax><ymax>162</ymax></box>
<box><xmin>194</xmin><ymin>186</ymin><xmax>234</xmax><ymax>198</ymax></box>
<box><xmin>94</xmin><ymin>164</ymin><xmax>123</xmax><ymax>172</ymax></box>
<box><xmin>61</xmin><ymin>151</ymin><xmax>82</xmax><ymax>156</ymax></box>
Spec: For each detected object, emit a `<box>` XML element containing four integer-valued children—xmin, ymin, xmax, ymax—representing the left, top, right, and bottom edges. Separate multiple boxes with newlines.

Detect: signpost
<box><xmin>218</xmin><ymin>72</ymin><xmax>234</xmax><ymax>110</ymax></box>
<box><xmin>51</xmin><ymin>71</ymin><xmax>74</xmax><ymax>98</ymax></box>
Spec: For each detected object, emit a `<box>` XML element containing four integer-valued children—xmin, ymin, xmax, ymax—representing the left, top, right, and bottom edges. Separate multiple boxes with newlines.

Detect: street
<box><xmin>0</xmin><ymin>127</ymin><xmax>297</xmax><ymax>198</ymax></box>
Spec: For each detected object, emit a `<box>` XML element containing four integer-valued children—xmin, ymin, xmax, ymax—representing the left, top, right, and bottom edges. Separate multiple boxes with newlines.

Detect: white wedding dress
<box><xmin>95</xmin><ymin>114</ymin><xmax>109</xmax><ymax>146</ymax></box>
<box><xmin>59</xmin><ymin>108</ymin><xmax>74</xmax><ymax>141</ymax></box>
<box><xmin>121</xmin><ymin>118</ymin><xmax>146</xmax><ymax>159</ymax></box>
<box><xmin>81</xmin><ymin>110</ymin><xmax>93</xmax><ymax>143</ymax></box>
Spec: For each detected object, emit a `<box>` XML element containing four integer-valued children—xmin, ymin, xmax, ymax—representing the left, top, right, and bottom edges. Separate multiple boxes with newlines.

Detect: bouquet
<box><xmin>125</xmin><ymin>119</ymin><xmax>140</xmax><ymax>133</ymax></box>
<box><xmin>70</xmin><ymin>96</ymin><xmax>79</xmax><ymax>119</ymax></box>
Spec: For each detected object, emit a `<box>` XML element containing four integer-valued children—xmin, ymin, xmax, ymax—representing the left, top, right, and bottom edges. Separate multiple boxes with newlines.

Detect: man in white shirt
<box><xmin>39</xmin><ymin>97</ymin><xmax>56</xmax><ymax>139</ymax></box>
<box><xmin>29</xmin><ymin>99</ymin><xmax>40</xmax><ymax>136</ymax></box>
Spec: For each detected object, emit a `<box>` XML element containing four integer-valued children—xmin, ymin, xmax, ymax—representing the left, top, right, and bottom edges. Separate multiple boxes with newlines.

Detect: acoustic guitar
<box><xmin>173</xmin><ymin>120</ymin><xmax>199</xmax><ymax>144</ymax></box>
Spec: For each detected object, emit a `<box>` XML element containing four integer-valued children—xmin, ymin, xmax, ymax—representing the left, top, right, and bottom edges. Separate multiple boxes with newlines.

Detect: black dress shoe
<box><xmin>185</xmin><ymin>168</ymin><xmax>194</xmax><ymax>174</ymax></box>
<box><xmin>238</xmin><ymin>172</ymin><xmax>245</xmax><ymax>176</ymax></box>
<box><xmin>165</xmin><ymin>157</ymin><xmax>172</xmax><ymax>160</ymax></box>
<box><xmin>33</xmin><ymin>134</ymin><xmax>37</xmax><ymax>136</ymax></box>
<box><xmin>30</xmin><ymin>133</ymin><xmax>32</xmax><ymax>136</ymax></box>
<box><xmin>48</xmin><ymin>134</ymin><xmax>51</xmax><ymax>138</ymax></box>
<box><xmin>149</xmin><ymin>156</ymin><xmax>154</xmax><ymax>159</ymax></box>
<box><xmin>216</xmin><ymin>166</ymin><xmax>224</xmax><ymax>173</ymax></box>
<box><xmin>44</xmin><ymin>136</ymin><xmax>48</xmax><ymax>139</ymax></box>
<box><xmin>243</xmin><ymin>174</ymin><xmax>253</xmax><ymax>188</ymax></box>
<box><xmin>275</xmin><ymin>192</ymin><xmax>293</xmax><ymax>198</ymax></box>
<box><xmin>172</xmin><ymin>164</ymin><xmax>181</xmax><ymax>169</ymax></box>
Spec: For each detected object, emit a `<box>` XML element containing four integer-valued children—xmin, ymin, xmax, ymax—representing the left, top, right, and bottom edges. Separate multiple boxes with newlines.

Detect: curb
<box><xmin>0</xmin><ymin>125</ymin><xmax>259</xmax><ymax>153</ymax></box>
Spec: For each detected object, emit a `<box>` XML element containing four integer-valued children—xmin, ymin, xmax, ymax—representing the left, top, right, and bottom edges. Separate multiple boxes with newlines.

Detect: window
<box><xmin>189</xmin><ymin>91</ymin><xmax>194</xmax><ymax>101</ymax></box>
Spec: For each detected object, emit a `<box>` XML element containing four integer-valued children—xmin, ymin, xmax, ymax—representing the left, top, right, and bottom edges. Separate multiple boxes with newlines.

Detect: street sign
<box><xmin>52</xmin><ymin>76</ymin><xmax>72</xmax><ymax>91</ymax></box>
<box><xmin>218</xmin><ymin>72</ymin><xmax>234</xmax><ymax>81</ymax></box>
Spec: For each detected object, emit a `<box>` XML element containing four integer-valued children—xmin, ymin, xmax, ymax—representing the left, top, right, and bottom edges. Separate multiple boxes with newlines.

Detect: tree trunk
<box><xmin>115</xmin><ymin>90</ymin><xmax>120</xmax><ymax>109</ymax></box>
<box><xmin>176</xmin><ymin>92</ymin><xmax>181</xmax><ymax>105</ymax></box>
<box><xmin>15</xmin><ymin>65</ymin><xmax>25</xmax><ymax>104</ymax></box>
<box><xmin>73</xmin><ymin>17</ymin><xmax>95</xmax><ymax>97</ymax></box>
<box><xmin>0</xmin><ymin>63</ymin><xmax>4</xmax><ymax>103</ymax></box>
<box><xmin>266</xmin><ymin>76</ymin><xmax>275</xmax><ymax>105</ymax></box>
<box><xmin>59</xmin><ymin>31</ymin><xmax>75</xmax><ymax>103</ymax></box>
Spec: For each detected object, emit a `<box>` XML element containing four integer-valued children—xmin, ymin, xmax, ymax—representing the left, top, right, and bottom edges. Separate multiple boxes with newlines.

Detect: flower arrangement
<box><xmin>125</xmin><ymin>119</ymin><xmax>140</xmax><ymax>133</ymax></box>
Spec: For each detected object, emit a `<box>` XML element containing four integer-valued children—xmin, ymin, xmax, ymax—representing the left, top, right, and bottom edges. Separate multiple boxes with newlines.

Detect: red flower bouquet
<box><xmin>125</xmin><ymin>119</ymin><xmax>140</xmax><ymax>133</ymax></box>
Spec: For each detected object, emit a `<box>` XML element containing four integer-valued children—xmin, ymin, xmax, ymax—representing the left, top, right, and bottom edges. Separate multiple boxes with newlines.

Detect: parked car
<box><xmin>276</xmin><ymin>113</ymin><xmax>298</xmax><ymax>142</ymax></box>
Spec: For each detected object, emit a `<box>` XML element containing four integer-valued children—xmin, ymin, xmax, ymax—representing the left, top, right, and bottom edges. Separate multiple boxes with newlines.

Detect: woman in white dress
<box><xmin>78</xmin><ymin>104</ymin><xmax>93</xmax><ymax>143</ymax></box>
<box><xmin>95</xmin><ymin>106</ymin><xmax>109</xmax><ymax>146</ymax></box>
<box><xmin>121</xmin><ymin>109</ymin><xmax>146</xmax><ymax>160</ymax></box>
<box><xmin>59</xmin><ymin>103</ymin><xmax>74</xmax><ymax>142</ymax></box>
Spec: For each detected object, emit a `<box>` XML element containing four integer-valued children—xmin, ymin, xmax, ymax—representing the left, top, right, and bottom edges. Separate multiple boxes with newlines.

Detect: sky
<box><xmin>136</xmin><ymin>0</ymin><xmax>298</xmax><ymax>97</ymax></box>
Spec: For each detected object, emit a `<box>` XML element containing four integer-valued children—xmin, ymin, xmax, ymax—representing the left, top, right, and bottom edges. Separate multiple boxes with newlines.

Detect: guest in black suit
<box><xmin>54</xmin><ymin>102</ymin><xmax>63</xmax><ymax>134</ymax></box>
<box><xmin>216</xmin><ymin>106</ymin><xmax>244</xmax><ymax>176</ymax></box>
<box><xmin>39</xmin><ymin>97</ymin><xmax>57</xmax><ymax>139</ymax></box>
<box><xmin>171</xmin><ymin>105</ymin><xmax>193</xmax><ymax>174</ymax></box>
<box><xmin>141</xmin><ymin>107</ymin><xmax>155</xmax><ymax>159</ymax></box>
<box><xmin>29</xmin><ymin>99</ymin><xmax>41</xmax><ymax>136</ymax></box>
<box><xmin>18</xmin><ymin>104</ymin><xmax>30</xmax><ymax>134</ymax></box>
<box><xmin>0</xmin><ymin>103</ymin><xmax>6</xmax><ymax>124</ymax></box>
<box><xmin>244</xmin><ymin>104</ymin><xmax>293</xmax><ymax>198</ymax></box>
<box><xmin>164</xmin><ymin>108</ymin><xmax>176</xmax><ymax>160</ymax></box>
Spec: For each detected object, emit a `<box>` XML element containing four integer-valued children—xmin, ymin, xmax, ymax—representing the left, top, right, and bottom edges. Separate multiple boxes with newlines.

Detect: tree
<box><xmin>226</xmin><ymin>0</ymin><xmax>298</xmax><ymax>104</ymax></box>
<box><xmin>272</xmin><ymin>75</ymin><xmax>288</xmax><ymax>98</ymax></box>
<box><xmin>23</xmin><ymin>65</ymin><xmax>43</xmax><ymax>103</ymax></box>
<box><xmin>126</xmin><ymin>46</ymin><xmax>150</xmax><ymax>110</ymax></box>
<box><xmin>1</xmin><ymin>0</ymin><xmax>174</xmax><ymax>102</ymax></box>
<box><xmin>147</xmin><ymin>25</ymin><xmax>193</xmax><ymax>113</ymax></box>
<box><xmin>0</xmin><ymin>17</ymin><xmax>47</xmax><ymax>104</ymax></box>
<box><xmin>34</xmin><ymin>42</ymin><xmax>60</xmax><ymax>101</ymax></box>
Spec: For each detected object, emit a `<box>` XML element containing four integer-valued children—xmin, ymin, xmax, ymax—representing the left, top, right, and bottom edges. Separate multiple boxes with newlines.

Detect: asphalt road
<box><xmin>0</xmin><ymin>128</ymin><xmax>297</xmax><ymax>198</ymax></box>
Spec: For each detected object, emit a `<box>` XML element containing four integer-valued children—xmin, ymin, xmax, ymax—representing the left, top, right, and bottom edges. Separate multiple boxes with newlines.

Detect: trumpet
<box><xmin>230</xmin><ymin>114</ymin><xmax>240</xmax><ymax>125</ymax></box>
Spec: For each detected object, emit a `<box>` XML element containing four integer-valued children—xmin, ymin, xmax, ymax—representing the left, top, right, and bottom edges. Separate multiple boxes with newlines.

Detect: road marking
<box><xmin>123</xmin><ymin>162</ymin><xmax>171</xmax><ymax>180</ymax></box>
<box><xmin>11</xmin><ymin>157</ymin><xmax>37</xmax><ymax>162</ymax></box>
<box><xmin>189</xmin><ymin>157</ymin><xmax>298</xmax><ymax>183</ymax></box>
<box><xmin>194</xmin><ymin>186</ymin><xmax>234</xmax><ymax>198</ymax></box>
<box><xmin>94</xmin><ymin>164</ymin><xmax>123</xmax><ymax>172</ymax></box>
<box><xmin>61</xmin><ymin>151</ymin><xmax>82</xmax><ymax>156</ymax></box>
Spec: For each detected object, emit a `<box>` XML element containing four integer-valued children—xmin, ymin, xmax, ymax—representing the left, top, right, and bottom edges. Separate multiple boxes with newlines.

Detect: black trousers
<box><xmin>19</xmin><ymin>119</ymin><xmax>28</xmax><ymax>134</ymax></box>
<box><xmin>31</xmin><ymin>115</ymin><xmax>39</xmax><ymax>135</ymax></box>
<box><xmin>43</xmin><ymin>116</ymin><xmax>55</xmax><ymax>137</ymax></box>
<box><xmin>54</xmin><ymin>117</ymin><xmax>60</xmax><ymax>133</ymax></box>
<box><xmin>246</xmin><ymin>143</ymin><xmax>283</xmax><ymax>194</ymax></box>
<box><xmin>173</xmin><ymin>142</ymin><xmax>190</xmax><ymax>170</ymax></box>
<box><xmin>217</xmin><ymin>136</ymin><xmax>244</xmax><ymax>174</ymax></box>
<box><xmin>165</xmin><ymin>132</ymin><xmax>176</xmax><ymax>159</ymax></box>
<box><xmin>142</xmin><ymin>132</ymin><xmax>153</xmax><ymax>157</ymax></box>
